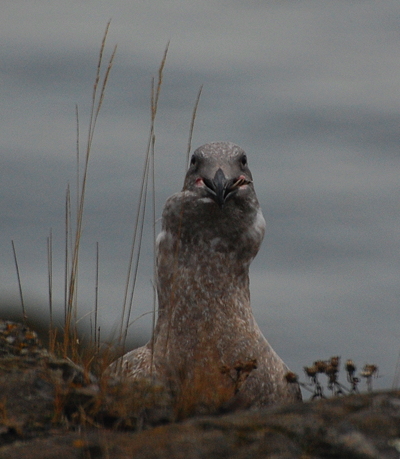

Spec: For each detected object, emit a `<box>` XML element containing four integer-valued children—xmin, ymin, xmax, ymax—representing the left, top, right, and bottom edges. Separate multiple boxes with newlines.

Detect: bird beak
<box><xmin>203</xmin><ymin>168</ymin><xmax>252</xmax><ymax>208</ymax></box>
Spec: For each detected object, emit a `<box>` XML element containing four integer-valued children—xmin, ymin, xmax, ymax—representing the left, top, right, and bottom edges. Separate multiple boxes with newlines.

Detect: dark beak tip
<box><xmin>203</xmin><ymin>168</ymin><xmax>245</xmax><ymax>208</ymax></box>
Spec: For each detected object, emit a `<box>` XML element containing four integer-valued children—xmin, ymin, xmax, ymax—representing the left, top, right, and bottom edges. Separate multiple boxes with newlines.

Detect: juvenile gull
<box><xmin>116</xmin><ymin>142</ymin><xmax>301</xmax><ymax>416</ymax></box>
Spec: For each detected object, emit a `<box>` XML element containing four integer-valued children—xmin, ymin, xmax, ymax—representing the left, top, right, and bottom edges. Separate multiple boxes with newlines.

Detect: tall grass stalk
<box><xmin>94</xmin><ymin>241</ymin><xmax>100</xmax><ymax>352</ymax></box>
<box><xmin>11</xmin><ymin>240</ymin><xmax>27</xmax><ymax>325</ymax></box>
<box><xmin>63</xmin><ymin>21</ymin><xmax>116</xmax><ymax>359</ymax></box>
<box><xmin>47</xmin><ymin>229</ymin><xmax>57</xmax><ymax>351</ymax></box>
<box><xmin>150</xmin><ymin>133</ymin><xmax>157</xmax><ymax>375</ymax></box>
<box><xmin>64</xmin><ymin>184</ymin><xmax>71</xmax><ymax>325</ymax></box>
<box><xmin>186</xmin><ymin>85</ymin><xmax>203</xmax><ymax>169</ymax></box>
<box><xmin>118</xmin><ymin>44</ymin><xmax>169</xmax><ymax>353</ymax></box>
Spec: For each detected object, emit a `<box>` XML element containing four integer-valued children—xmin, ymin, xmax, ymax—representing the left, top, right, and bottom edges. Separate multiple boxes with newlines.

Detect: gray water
<box><xmin>1</xmin><ymin>0</ymin><xmax>400</xmax><ymax>392</ymax></box>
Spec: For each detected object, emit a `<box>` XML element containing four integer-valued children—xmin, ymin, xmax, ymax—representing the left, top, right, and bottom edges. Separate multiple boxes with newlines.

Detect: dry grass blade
<box><xmin>127</xmin><ymin>310</ymin><xmax>158</xmax><ymax>328</ymax></box>
<box><xmin>150</xmin><ymin>133</ymin><xmax>157</xmax><ymax>375</ymax></box>
<box><xmin>118</xmin><ymin>141</ymin><xmax>151</xmax><ymax>346</ymax></box>
<box><xmin>94</xmin><ymin>241</ymin><xmax>99</xmax><ymax>351</ymax></box>
<box><xmin>186</xmin><ymin>85</ymin><xmax>203</xmax><ymax>169</ymax></box>
<box><xmin>11</xmin><ymin>240</ymin><xmax>27</xmax><ymax>324</ymax></box>
<box><xmin>75</xmin><ymin>104</ymin><xmax>80</xmax><ymax>212</ymax></box>
<box><xmin>88</xmin><ymin>20</ymin><xmax>111</xmax><ymax>146</ymax></box>
<box><xmin>64</xmin><ymin>21</ymin><xmax>116</xmax><ymax>358</ymax></box>
<box><xmin>152</xmin><ymin>42</ymin><xmax>169</xmax><ymax>121</ymax></box>
<box><xmin>64</xmin><ymin>184</ymin><xmax>71</xmax><ymax>324</ymax></box>
<box><xmin>118</xmin><ymin>44</ymin><xmax>169</xmax><ymax>352</ymax></box>
<box><xmin>121</xmin><ymin>147</ymin><xmax>151</xmax><ymax>347</ymax></box>
<box><xmin>47</xmin><ymin>229</ymin><xmax>56</xmax><ymax>351</ymax></box>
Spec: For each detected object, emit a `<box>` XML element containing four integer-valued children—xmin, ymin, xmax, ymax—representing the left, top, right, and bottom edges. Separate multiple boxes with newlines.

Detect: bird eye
<box><xmin>190</xmin><ymin>155</ymin><xmax>196</xmax><ymax>166</ymax></box>
<box><xmin>240</xmin><ymin>155</ymin><xmax>247</xmax><ymax>166</ymax></box>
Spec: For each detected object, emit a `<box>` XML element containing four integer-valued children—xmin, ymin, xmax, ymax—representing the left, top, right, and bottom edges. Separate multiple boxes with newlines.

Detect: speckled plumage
<box><xmin>115</xmin><ymin>142</ymin><xmax>301</xmax><ymax>415</ymax></box>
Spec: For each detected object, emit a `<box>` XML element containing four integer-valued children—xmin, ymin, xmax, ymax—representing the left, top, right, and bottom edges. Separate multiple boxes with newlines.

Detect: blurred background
<box><xmin>1</xmin><ymin>0</ymin><xmax>400</xmax><ymax>391</ymax></box>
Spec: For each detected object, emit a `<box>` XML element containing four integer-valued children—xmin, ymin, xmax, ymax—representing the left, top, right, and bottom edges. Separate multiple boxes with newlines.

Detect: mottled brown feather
<box><xmin>113</xmin><ymin>142</ymin><xmax>301</xmax><ymax>416</ymax></box>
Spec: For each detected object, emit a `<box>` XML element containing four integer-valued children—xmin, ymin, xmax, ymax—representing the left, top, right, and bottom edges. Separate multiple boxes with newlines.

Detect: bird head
<box><xmin>183</xmin><ymin>142</ymin><xmax>254</xmax><ymax>208</ymax></box>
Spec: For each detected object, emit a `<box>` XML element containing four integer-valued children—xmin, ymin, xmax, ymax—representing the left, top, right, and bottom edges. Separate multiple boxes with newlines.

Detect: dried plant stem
<box><xmin>119</xmin><ymin>44</ymin><xmax>169</xmax><ymax>351</ymax></box>
<box><xmin>47</xmin><ymin>229</ymin><xmax>57</xmax><ymax>351</ymax></box>
<box><xmin>186</xmin><ymin>85</ymin><xmax>203</xmax><ymax>168</ymax></box>
<box><xmin>121</xmin><ymin>149</ymin><xmax>150</xmax><ymax>347</ymax></box>
<box><xmin>64</xmin><ymin>21</ymin><xmax>116</xmax><ymax>358</ymax></box>
<box><xmin>76</xmin><ymin>104</ymin><xmax>80</xmax><ymax>213</ymax></box>
<box><xmin>11</xmin><ymin>240</ymin><xmax>27</xmax><ymax>324</ymax></box>
<box><xmin>150</xmin><ymin>133</ymin><xmax>157</xmax><ymax>375</ymax></box>
<box><xmin>118</xmin><ymin>140</ymin><xmax>150</xmax><ymax>346</ymax></box>
<box><xmin>94</xmin><ymin>242</ymin><xmax>99</xmax><ymax>350</ymax></box>
<box><xmin>64</xmin><ymin>184</ymin><xmax>71</xmax><ymax>324</ymax></box>
<box><xmin>151</xmin><ymin>43</ymin><xmax>169</xmax><ymax>122</ymax></box>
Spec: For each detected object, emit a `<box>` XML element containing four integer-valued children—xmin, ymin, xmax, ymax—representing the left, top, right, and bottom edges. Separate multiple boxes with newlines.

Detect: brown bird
<box><xmin>114</xmin><ymin>142</ymin><xmax>301</xmax><ymax>416</ymax></box>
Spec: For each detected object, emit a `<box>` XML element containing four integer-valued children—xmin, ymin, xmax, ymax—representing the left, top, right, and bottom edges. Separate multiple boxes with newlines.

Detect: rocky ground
<box><xmin>1</xmin><ymin>319</ymin><xmax>400</xmax><ymax>459</ymax></box>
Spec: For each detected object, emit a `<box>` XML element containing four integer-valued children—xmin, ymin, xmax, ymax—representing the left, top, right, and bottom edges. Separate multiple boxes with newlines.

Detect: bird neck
<box><xmin>156</xmin><ymin>238</ymin><xmax>252</xmax><ymax>319</ymax></box>
<box><xmin>154</xmin><ymin>191</ymin><xmax>265</xmax><ymax>325</ymax></box>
